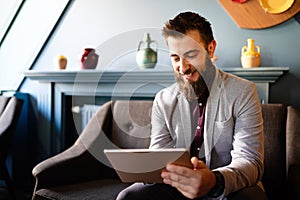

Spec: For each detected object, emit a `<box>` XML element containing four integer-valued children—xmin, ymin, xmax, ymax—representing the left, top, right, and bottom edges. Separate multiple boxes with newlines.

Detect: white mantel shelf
<box><xmin>24</xmin><ymin>70</ymin><xmax>175</xmax><ymax>84</ymax></box>
<box><xmin>24</xmin><ymin>67</ymin><xmax>289</xmax><ymax>84</ymax></box>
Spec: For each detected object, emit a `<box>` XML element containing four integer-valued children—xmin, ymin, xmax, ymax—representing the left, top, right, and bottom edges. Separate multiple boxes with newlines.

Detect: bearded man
<box><xmin>117</xmin><ymin>11</ymin><xmax>267</xmax><ymax>200</ymax></box>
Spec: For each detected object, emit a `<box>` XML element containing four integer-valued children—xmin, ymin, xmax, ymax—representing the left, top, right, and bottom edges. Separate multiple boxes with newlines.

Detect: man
<box><xmin>117</xmin><ymin>11</ymin><xmax>267</xmax><ymax>200</ymax></box>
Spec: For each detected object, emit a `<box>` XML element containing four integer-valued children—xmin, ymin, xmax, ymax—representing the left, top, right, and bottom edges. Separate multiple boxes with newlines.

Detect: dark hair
<box><xmin>162</xmin><ymin>11</ymin><xmax>214</xmax><ymax>47</ymax></box>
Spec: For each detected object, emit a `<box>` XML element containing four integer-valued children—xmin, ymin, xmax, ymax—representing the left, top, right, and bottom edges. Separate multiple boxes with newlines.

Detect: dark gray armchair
<box><xmin>32</xmin><ymin>100</ymin><xmax>153</xmax><ymax>200</ymax></box>
<box><xmin>0</xmin><ymin>96</ymin><xmax>23</xmax><ymax>199</ymax></box>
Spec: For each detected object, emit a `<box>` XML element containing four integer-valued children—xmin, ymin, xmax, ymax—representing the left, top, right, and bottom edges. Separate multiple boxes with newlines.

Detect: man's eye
<box><xmin>186</xmin><ymin>54</ymin><xmax>197</xmax><ymax>59</ymax></box>
<box><xmin>172</xmin><ymin>57</ymin><xmax>180</xmax><ymax>62</ymax></box>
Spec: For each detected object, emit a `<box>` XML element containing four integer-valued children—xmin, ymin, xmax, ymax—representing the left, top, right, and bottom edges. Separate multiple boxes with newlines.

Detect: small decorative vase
<box><xmin>54</xmin><ymin>55</ymin><xmax>67</xmax><ymax>70</ymax></box>
<box><xmin>80</xmin><ymin>48</ymin><xmax>99</xmax><ymax>69</ymax></box>
<box><xmin>241</xmin><ymin>38</ymin><xmax>260</xmax><ymax>68</ymax></box>
<box><xmin>136</xmin><ymin>33</ymin><xmax>157</xmax><ymax>69</ymax></box>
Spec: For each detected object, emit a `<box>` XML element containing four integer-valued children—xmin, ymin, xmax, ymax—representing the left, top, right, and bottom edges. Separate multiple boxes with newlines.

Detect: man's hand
<box><xmin>161</xmin><ymin>157</ymin><xmax>216</xmax><ymax>199</ymax></box>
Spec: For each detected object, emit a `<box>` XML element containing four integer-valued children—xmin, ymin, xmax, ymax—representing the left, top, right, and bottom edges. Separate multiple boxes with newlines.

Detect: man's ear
<box><xmin>208</xmin><ymin>40</ymin><xmax>217</xmax><ymax>58</ymax></box>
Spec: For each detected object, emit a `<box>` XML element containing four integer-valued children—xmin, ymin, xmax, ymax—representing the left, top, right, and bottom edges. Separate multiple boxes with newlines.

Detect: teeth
<box><xmin>181</xmin><ymin>70</ymin><xmax>195</xmax><ymax>77</ymax></box>
<box><xmin>186</xmin><ymin>71</ymin><xmax>194</xmax><ymax>76</ymax></box>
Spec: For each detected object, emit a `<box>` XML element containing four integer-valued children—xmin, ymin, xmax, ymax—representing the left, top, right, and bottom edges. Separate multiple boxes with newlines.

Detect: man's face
<box><xmin>166</xmin><ymin>30</ymin><xmax>209</xmax><ymax>99</ymax></box>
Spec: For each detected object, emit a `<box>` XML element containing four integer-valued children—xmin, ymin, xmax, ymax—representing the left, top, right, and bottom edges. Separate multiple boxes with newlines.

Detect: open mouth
<box><xmin>182</xmin><ymin>69</ymin><xmax>197</xmax><ymax>80</ymax></box>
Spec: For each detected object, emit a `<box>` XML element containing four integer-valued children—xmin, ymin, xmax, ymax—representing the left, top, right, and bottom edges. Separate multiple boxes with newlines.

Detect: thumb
<box><xmin>191</xmin><ymin>157</ymin><xmax>206</xmax><ymax>170</ymax></box>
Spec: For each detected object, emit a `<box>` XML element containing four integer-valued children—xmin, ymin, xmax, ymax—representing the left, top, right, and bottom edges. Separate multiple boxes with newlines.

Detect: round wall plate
<box><xmin>261</xmin><ymin>0</ymin><xmax>295</xmax><ymax>14</ymax></box>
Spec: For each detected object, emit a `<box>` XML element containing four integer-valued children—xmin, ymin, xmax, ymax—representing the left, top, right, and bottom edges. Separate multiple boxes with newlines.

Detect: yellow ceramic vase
<box><xmin>241</xmin><ymin>38</ymin><xmax>260</xmax><ymax>68</ymax></box>
<box><xmin>54</xmin><ymin>55</ymin><xmax>67</xmax><ymax>70</ymax></box>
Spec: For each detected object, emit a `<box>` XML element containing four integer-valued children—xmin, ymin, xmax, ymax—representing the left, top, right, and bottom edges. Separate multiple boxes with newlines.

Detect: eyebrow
<box><xmin>170</xmin><ymin>53</ymin><xmax>178</xmax><ymax>58</ymax></box>
<box><xmin>170</xmin><ymin>49</ymin><xmax>200</xmax><ymax>58</ymax></box>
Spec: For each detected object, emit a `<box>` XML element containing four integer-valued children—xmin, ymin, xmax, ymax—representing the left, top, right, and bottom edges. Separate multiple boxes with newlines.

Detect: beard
<box><xmin>174</xmin><ymin>70</ymin><xmax>208</xmax><ymax>101</ymax></box>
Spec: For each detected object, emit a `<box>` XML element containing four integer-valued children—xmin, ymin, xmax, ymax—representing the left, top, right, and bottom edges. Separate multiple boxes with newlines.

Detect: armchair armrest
<box><xmin>32</xmin><ymin>142</ymin><xmax>117</xmax><ymax>190</ymax></box>
<box><xmin>32</xmin><ymin>101</ymin><xmax>118</xmax><ymax>192</ymax></box>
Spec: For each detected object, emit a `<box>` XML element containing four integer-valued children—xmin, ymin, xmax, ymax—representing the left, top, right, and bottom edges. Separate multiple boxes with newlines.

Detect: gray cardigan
<box><xmin>150</xmin><ymin>63</ymin><xmax>264</xmax><ymax>198</ymax></box>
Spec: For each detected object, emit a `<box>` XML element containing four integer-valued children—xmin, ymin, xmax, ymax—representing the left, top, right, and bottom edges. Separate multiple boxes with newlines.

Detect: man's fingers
<box><xmin>165</xmin><ymin>164</ymin><xmax>190</xmax><ymax>176</ymax></box>
<box><xmin>161</xmin><ymin>170</ymin><xmax>189</xmax><ymax>184</ymax></box>
<box><xmin>162</xmin><ymin>173</ymin><xmax>199</xmax><ymax>199</ymax></box>
<box><xmin>191</xmin><ymin>157</ymin><xmax>206</xmax><ymax>170</ymax></box>
<box><xmin>162</xmin><ymin>173</ymin><xmax>196</xmax><ymax>198</ymax></box>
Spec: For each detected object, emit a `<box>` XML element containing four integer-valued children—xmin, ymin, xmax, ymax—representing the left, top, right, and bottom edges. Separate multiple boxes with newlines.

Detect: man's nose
<box><xmin>179</xmin><ymin>58</ymin><xmax>190</xmax><ymax>75</ymax></box>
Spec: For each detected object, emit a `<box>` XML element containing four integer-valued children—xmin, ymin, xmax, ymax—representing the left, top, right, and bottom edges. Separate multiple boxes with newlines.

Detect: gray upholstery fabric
<box><xmin>34</xmin><ymin>179</ymin><xmax>130</xmax><ymax>200</ymax></box>
<box><xmin>32</xmin><ymin>101</ymin><xmax>300</xmax><ymax>200</ymax></box>
<box><xmin>111</xmin><ymin>100</ymin><xmax>152</xmax><ymax>149</ymax></box>
<box><xmin>0</xmin><ymin>96</ymin><xmax>23</xmax><ymax>199</ymax></box>
<box><xmin>286</xmin><ymin>106</ymin><xmax>300</xmax><ymax>199</ymax></box>
<box><xmin>286</xmin><ymin>106</ymin><xmax>300</xmax><ymax>168</ymax></box>
<box><xmin>261</xmin><ymin>104</ymin><xmax>286</xmax><ymax>200</ymax></box>
<box><xmin>0</xmin><ymin>96</ymin><xmax>9</xmax><ymax>116</ymax></box>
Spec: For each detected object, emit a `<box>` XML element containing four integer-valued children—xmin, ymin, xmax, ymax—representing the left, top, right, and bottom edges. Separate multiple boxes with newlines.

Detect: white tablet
<box><xmin>104</xmin><ymin>148</ymin><xmax>192</xmax><ymax>183</ymax></box>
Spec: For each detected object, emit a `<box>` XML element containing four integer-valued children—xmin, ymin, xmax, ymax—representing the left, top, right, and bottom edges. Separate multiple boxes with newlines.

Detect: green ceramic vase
<box><xmin>136</xmin><ymin>33</ymin><xmax>157</xmax><ymax>69</ymax></box>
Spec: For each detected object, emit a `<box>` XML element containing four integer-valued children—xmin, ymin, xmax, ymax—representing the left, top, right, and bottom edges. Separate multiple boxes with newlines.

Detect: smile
<box><xmin>182</xmin><ymin>69</ymin><xmax>197</xmax><ymax>80</ymax></box>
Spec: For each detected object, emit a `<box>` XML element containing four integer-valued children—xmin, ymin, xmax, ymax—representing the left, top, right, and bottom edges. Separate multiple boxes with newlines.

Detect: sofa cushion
<box><xmin>34</xmin><ymin>179</ymin><xmax>131</xmax><ymax>200</ymax></box>
<box><xmin>111</xmin><ymin>100</ymin><xmax>153</xmax><ymax>149</ymax></box>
